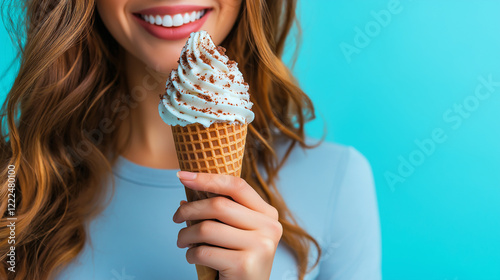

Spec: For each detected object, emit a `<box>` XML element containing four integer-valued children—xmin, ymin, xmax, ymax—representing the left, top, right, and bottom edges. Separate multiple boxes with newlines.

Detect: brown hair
<box><xmin>0</xmin><ymin>0</ymin><xmax>322</xmax><ymax>279</ymax></box>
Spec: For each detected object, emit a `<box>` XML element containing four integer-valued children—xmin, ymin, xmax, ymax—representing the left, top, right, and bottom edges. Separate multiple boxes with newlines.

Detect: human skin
<box><xmin>96</xmin><ymin>1</ymin><xmax>283</xmax><ymax>279</ymax></box>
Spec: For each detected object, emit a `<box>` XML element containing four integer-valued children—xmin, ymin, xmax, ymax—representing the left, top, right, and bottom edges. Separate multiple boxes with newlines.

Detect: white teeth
<box><xmin>162</xmin><ymin>15</ymin><xmax>173</xmax><ymax>27</ymax></box>
<box><xmin>183</xmin><ymin>13</ymin><xmax>190</xmax><ymax>24</ymax></box>
<box><xmin>141</xmin><ymin>9</ymin><xmax>207</xmax><ymax>27</ymax></box>
<box><xmin>155</xmin><ymin>15</ymin><xmax>162</xmax><ymax>25</ymax></box>
<box><xmin>172</xmin><ymin>14</ymin><xmax>183</xmax><ymax>26</ymax></box>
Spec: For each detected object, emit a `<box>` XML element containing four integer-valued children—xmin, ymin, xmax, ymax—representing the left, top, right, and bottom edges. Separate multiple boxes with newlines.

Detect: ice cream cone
<box><xmin>171</xmin><ymin>121</ymin><xmax>248</xmax><ymax>280</ymax></box>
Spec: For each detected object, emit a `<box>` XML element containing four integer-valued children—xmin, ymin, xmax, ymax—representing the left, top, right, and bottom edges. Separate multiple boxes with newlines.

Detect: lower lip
<box><xmin>133</xmin><ymin>10</ymin><xmax>211</xmax><ymax>41</ymax></box>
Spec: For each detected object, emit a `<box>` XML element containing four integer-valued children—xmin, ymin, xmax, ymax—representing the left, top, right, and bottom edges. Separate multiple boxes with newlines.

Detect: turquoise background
<box><xmin>1</xmin><ymin>1</ymin><xmax>499</xmax><ymax>279</ymax></box>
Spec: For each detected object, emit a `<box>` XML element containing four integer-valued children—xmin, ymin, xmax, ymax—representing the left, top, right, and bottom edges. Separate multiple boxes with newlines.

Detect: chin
<box><xmin>143</xmin><ymin>49</ymin><xmax>184</xmax><ymax>74</ymax></box>
<box><xmin>130</xmin><ymin>26</ymin><xmax>225</xmax><ymax>74</ymax></box>
<box><xmin>125</xmin><ymin>39</ymin><xmax>185</xmax><ymax>75</ymax></box>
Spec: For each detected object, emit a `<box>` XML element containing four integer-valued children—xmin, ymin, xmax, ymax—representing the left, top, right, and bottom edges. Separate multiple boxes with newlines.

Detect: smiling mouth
<box><xmin>134</xmin><ymin>8</ymin><xmax>211</xmax><ymax>28</ymax></box>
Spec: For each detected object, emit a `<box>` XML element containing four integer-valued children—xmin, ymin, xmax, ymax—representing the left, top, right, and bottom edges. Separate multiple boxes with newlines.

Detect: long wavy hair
<box><xmin>0</xmin><ymin>0</ymin><xmax>323</xmax><ymax>279</ymax></box>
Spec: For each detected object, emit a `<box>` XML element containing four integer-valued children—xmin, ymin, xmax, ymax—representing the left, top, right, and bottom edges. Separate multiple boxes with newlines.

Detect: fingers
<box><xmin>177</xmin><ymin>220</ymin><xmax>249</xmax><ymax>250</ymax></box>
<box><xmin>185</xmin><ymin>245</ymin><xmax>238</xmax><ymax>273</ymax></box>
<box><xmin>184</xmin><ymin>236</ymin><xmax>281</xmax><ymax>276</ymax></box>
<box><xmin>173</xmin><ymin>196</ymin><xmax>271</xmax><ymax>230</ymax></box>
<box><xmin>177</xmin><ymin>171</ymin><xmax>278</xmax><ymax>219</ymax></box>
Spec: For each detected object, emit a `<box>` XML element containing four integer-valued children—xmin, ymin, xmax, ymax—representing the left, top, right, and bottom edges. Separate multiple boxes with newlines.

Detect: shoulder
<box><xmin>273</xmin><ymin>138</ymin><xmax>381</xmax><ymax>278</ymax></box>
<box><xmin>274</xmin><ymin>137</ymin><xmax>373</xmax><ymax>190</ymax></box>
<box><xmin>272</xmin><ymin>137</ymin><xmax>376</xmax><ymax>229</ymax></box>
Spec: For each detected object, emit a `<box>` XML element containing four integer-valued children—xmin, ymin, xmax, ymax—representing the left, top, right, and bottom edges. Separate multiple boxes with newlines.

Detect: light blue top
<box><xmin>55</xmin><ymin>139</ymin><xmax>381</xmax><ymax>280</ymax></box>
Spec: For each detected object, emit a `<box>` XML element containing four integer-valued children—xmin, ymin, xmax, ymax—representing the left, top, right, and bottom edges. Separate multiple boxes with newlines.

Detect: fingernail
<box><xmin>177</xmin><ymin>171</ymin><xmax>197</xmax><ymax>180</ymax></box>
<box><xmin>173</xmin><ymin>210</ymin><xmax>181</xmax><ymax>223</ymax></box>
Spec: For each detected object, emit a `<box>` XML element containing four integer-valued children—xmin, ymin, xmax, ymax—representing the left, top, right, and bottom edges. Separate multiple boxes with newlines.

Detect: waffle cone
<box><xmin>171</xmin><ymin>121</ymin><xmax>248</xmax><ymax>280</ymax></box>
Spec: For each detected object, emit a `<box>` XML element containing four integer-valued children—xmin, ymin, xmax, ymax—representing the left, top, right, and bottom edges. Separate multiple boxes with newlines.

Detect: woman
<box><xmin>0</xmin><ymin>0</ymin><xmax>381</xmax><ymax>279</ymax></box>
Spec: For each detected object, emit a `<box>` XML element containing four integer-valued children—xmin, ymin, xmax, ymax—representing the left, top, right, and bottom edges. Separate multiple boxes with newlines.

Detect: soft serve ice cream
<box><xmin>159</xmin><ymin>30</ymin><xmax>254</xmax><ymax>128</ymax></box>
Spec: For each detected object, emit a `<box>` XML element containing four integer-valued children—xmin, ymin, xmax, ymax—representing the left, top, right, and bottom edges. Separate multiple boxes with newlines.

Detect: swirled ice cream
<box><xmin>159</xmin><ymin>30</ymin><xmax>254</xmax><ymax>128</ymax></box>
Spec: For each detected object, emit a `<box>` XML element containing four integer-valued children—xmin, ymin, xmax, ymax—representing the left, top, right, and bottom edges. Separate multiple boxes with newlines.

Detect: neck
<box><xmin>118</xmin><ymin>52</ymin><xmax>180</xmax><ymax>169</ymax></box>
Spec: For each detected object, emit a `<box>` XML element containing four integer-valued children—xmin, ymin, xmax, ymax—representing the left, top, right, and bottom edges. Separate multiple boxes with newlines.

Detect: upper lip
<box><xmin>134</xmin><ymin>5</ymin><xmax>211</xmax><ymax>15</ymax></box>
